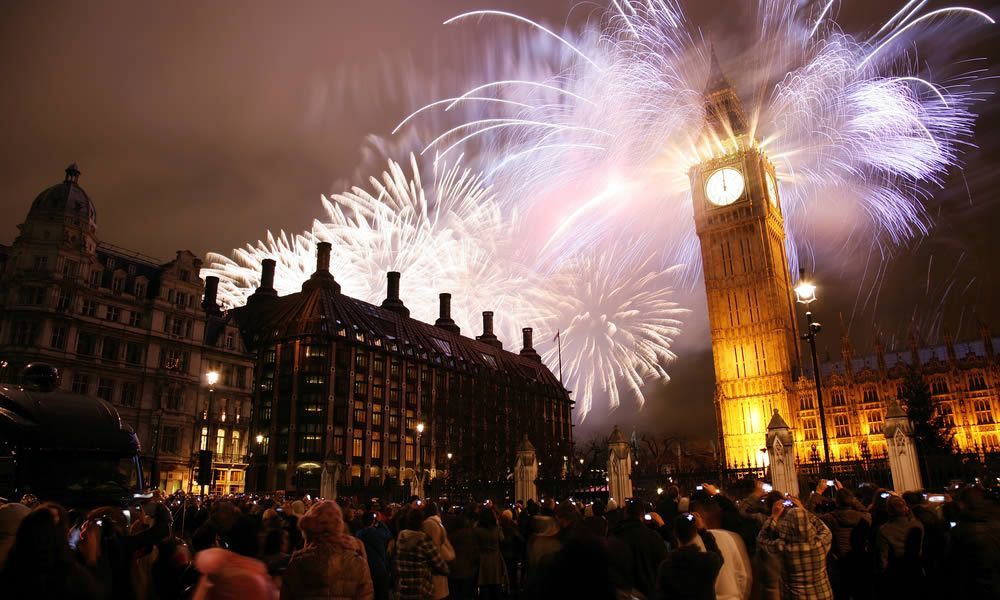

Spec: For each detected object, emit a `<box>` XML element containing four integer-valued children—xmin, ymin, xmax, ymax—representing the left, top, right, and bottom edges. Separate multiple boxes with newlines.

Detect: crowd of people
<box><xmin>0</xmin><ymin>479</ymin><xmax>997</xmax><ymax>600</ymax></box>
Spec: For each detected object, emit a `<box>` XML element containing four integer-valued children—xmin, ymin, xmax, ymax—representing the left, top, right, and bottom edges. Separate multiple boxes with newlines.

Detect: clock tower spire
<box><xmin>689</xmin><ymin>50</ymin><xmax>802</xmax><ymax>467</ymax></box>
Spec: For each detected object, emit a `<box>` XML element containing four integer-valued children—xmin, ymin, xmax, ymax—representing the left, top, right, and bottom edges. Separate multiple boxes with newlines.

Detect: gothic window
<box><xmin>134</xmin><ymin>282</ymin><xmax>146</xmax><ymax>298</ymax></box>
<box><xmin>834</xmin><ymin>414</ymin><xmax>851</xmax><ymax>438</ymax></box>
<box><xmin>200</xmin><ymin>427</ymin><xmax>208</xmax><ymax>451</ymax></box>
<box><xmin>982</xmin><ymin>434</ymin><xmax>999</xmax><ymax>450</ymax></box>
<box><xmin>82</xmin><ymin>299</ymin><xmax>98</xmax><ymax>317</ymax></box>
<box><xmin>371</xmin><ymin>431</ymin><xmax>382</xmax><ymax>460</ymax></box>
<box><xmin>932</xmin><ymin>379</ymin><xmax>949</xmax><ymax>395</ymax></box>
<box><xmin>105</xmin><ymin>305</ymin><xmax>120</xmax><ymax>322</ymax></box>
<box><xmin>216</xmin><ymin>429</ymin><xmax>225</xmax><ymax>455</ymax></box>
<box><xmin>831</xmin><ymin>390</ymin><xmax>847</xmax><ymax>406</ymax></box>
<box><xmin>975</xmin><ymin>400</ymin><xmax>995</xmax><ymax>425</ymax></box>
<box><xmin>868</xmin><ymin>411</ymin><xmax>883</xmax><ymax>435</ymax></box>
<box><xmin>937</xmin><ymin>403</ymin><xmax>955</xmax><ymax>427</ymax></box>
<box><xmin>111</xmin><ymin>277</ymin><xmax>124</xmax><ymax>295</ymax></box>
<box><xmin>800</xmin><ymin>395</ymin><xmax>815</xmax><ymax>410</ymax></box>
<box><xmin>969</xmin><ymin>374</ymin><xmax>987</xmax><ymax>391</ymax></box>
<box><xmin>862</xmin><ymin>388</ymin><xmax>879</xmax><ymax>404</ymax></box>
<box><xmin>128</xmin><ymin>311</ymin><xmax>142</xmax><ymax>327</ymax></box>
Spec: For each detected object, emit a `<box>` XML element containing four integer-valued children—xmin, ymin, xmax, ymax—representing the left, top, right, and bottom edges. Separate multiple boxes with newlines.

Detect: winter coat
<box><xmin>392</xmin><ymin>529</ymin><xmax>449</xmax><ymax>600</ymax></box>
<box><xmin>946</xmin><ymin>501</ymin><xmax>1000</xmax><ymax>598</ymax></box>
<box><xmin>356</xmin><ymin>524</ymin><xmax>392</xmax><ymax>600</ymax></box>
<box><xmin>610</xmin><ymin>517</ymin><xmax>669</xmax><ymax>600</ymax></box>
<box><xmin>421</xmin><ymin>516</ymin><xmax>451</xmax><ymax>599</ymax></box>
<box><xmin>658</xmin><ymin>530</ymin><xmax>724</xmax><ymax>600</ymax></box>
<box><xmin>473</xmin><ymin>525</ymin><xmax>509</xmax><ymax>587</ymax></box>
<box><xmin>281</xmin><ymin>542</ymin><xmax>374</xmax><ymax>600</ymax></box>
<box><xmin>822</xmin><ymin>507</ymin><xmax>872</xmax><ymax>559</ymax></box>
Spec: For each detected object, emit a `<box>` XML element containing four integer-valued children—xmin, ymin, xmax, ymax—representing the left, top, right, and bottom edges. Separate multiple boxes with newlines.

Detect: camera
<box><xmin>644</xmin><ymin>514</ymin><xmax>652</xmax><ymax>521</ymax></box>
<box><xmin>879</xmin><ymin>492</ymin><xmax>891</xmax><ymax>499</ymax></box>
<box><xmin>762</xmin><ymin>483</ymin><xmax>773</xmax><ymax>493</ymax></box>
<box><xmin>783</xmin><ymin>500</ymin><xmax>794</xmax><ymax>507</ymax></box>
<box><xmin>927</xmin><ymin>495</ymin><xmax>946</xmax><ymax>503</ymax></box>
<box><xmin>826</xmin><ymin>480</ymin><xmax>835</xmax><ymax>487</ymax></box>
<box><xmin>695</xmin><ymin>485</ymin><xmax>704</xmax><ymax>491</ymax></box>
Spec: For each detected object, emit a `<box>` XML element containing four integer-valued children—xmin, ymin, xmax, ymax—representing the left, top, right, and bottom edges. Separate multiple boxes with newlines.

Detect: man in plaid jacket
<box><xmin>757</xmin><ymin>496</ymin><xmax>834</xmax><ymax>599</ymax></box>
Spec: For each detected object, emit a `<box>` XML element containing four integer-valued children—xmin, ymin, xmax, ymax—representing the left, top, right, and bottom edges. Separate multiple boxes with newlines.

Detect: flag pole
<box><xmin>557</xmin><ymin>330</ymin><xmax>564</xmax><ymax>387</ymax></box>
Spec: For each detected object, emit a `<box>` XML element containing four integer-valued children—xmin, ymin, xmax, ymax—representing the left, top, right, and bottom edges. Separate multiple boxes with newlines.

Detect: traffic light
<box><xmin>197</xmin><ymin>450</ymin><xmax>213</xmax><ymax>485</ymax></box>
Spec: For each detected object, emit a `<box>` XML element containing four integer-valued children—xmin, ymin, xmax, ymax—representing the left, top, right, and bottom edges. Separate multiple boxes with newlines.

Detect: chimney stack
<box><xmin>316</xmin><ymin>241</ymin><xmax>331</xmax><ymax>272</ymax></box>
<box><xmin>380</xmin><ymin>271</ymin><xmax>410</xmax><ymax>317</ymax></box>
<box><xmin>435</xmin><ymin>293</ymin><xmax>460</xmax><ymax>335</ymax></box>
<box><xmin>476</xmin><ymin>311</ymin><xmax>502</xmax><ymax>349</ymax></box>
<box><xmin>520</xmin><ymin>327</ymin><xmax>541</xmax><ymax>362</ymax></box>
<box><xmin>202</xmin><ymin>276</ymin><xmax>221</xmax><ymax>313</ymax></box>
<box><xmin>302</xmin><ymin>241</ymin><xmax>341</xmax><ymax>293</ymax></box>
<box><xmin>247</xmin><ymin>259</ymin><xmax>278</xmax><ymax>302</ymax></box>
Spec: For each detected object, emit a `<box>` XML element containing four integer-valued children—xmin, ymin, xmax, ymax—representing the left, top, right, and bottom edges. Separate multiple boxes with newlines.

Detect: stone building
<box><xmin>0</xmin><ymin>165</ymin><xmax>254</xmax><ymax>494</ymax></box>
<box><xmin>689</xmin><ymin>52</ymin><xmax>999</xmax><ymax>467</ymax></box>
<box><xmin>793</xmin><ymin>332</ymin><xmax>1000</xmax><ymax>461</ymax></box>
<box><xmin>234</xmin><ymin>243</ymin><xmax>574</xmax><ymax>497</ymax></box>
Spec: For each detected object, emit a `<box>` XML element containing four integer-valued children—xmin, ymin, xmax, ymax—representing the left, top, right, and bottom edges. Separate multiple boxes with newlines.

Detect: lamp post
<box><xmin>794</xmin><ymin>272</ymin><xmax>830</xmax><ymax>471</ymax></box>
<box><xmin>150</xmin><ymin>408</ymin><xmax>164</xmax><ymax>490</ymax></box>
<box><xmin>204</xmin><ymin>371</ymin><xmax>219</xmax><ymax>495</ymax></box>
<box><xmin>415</xmin><ymin>422</ymin><xmax>425</xmax><ymax>496</ymax></box>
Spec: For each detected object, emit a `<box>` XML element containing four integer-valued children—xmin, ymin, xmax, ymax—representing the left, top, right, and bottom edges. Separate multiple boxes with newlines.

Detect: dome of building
<box><xmin>27</xmin><ymin>164</ymin><xmax>96</xmax><ymax>227</ymax></box>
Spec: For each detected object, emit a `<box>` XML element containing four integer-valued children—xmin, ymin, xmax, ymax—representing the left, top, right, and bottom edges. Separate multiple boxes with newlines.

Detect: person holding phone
<box><xmin>756</xmin><ymin>495</ymin><xmax>834</xmax><ymax>599</ymax></box>
<box><xmin>658</xmin><ymin>513</ymin><xmax>724</xmax><ymax>600</ymax></box>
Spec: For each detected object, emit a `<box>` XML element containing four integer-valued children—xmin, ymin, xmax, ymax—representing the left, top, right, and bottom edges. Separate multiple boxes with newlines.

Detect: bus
<box><xmin>0</xmin><ymin>364</ymin><xmax>144</xmax><ymax>508</ymax></box>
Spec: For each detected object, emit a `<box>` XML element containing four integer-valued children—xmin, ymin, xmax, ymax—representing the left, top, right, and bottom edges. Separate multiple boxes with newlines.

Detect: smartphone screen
<box><xmin>762</xmin><ymin>483</ymin><xmax>773</xmax><ymax>493</ymax></box>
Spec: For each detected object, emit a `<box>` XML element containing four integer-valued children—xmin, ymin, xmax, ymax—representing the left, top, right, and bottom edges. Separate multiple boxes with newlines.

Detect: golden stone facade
<box><xmin>692</xmin><ymin>53</ymin><xmax>1000</xmax><ymax>466</ymax></box>
<box><xmin>691</xmin><ymin>52</ymin><xmax>802</xmax><ymax>466</ymax></box>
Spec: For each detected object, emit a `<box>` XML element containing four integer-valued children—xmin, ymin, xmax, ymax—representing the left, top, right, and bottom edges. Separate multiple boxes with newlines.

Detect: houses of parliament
<box><xmin>690</xmin><ymin>51</ymin><xmax>999</xmax><ymax>467</ymax></box>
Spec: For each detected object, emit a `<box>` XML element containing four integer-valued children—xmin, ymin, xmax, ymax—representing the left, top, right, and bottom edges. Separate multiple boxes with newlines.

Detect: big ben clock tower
<box><xmin>690</xmin><ymin>50</ymin><xmax>802</xmax><ymax>466</ymax></box>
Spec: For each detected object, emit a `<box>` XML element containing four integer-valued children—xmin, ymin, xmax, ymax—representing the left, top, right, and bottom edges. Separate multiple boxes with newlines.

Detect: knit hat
<box><xmin>298</xmin><ymin>500</ymin><xmax>355</xmax><ymax>550</ymax></box>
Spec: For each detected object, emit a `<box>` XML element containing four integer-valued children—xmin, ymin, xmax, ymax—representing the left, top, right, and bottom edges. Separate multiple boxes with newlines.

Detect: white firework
<box><xmin>530</xmin><ymin>239</ymin><xmax>687</xmax><ymax>420</ymax></box>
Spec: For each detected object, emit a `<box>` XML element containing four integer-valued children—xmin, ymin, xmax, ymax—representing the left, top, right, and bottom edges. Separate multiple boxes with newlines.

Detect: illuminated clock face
<box><xmin>705</xmin><ymin>167</ymin><xmax>745</xmax><ymax>206</ymax></box>
<box><xmin>766</xmin><ymin>171</ymin><xmax>779</xmax><ymax>206</ymax></box>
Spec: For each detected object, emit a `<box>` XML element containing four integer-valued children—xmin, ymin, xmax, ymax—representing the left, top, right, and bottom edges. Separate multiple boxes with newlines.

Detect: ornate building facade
<box><xmin>794</xmin><ymin>332</ymin><xmax>1000</xmax><ymax>461</ymax></box>
<box><xmin>0</xmin><ymin>165</ymin><xmax>254</xmax><ymax>494</ymax></box>
<box><xmin>691</xmin><ymin>54</ymin><xmax>1000</xmax><ymax>467</ymax></box>
<box><xmin>234</xmin><ymin>243</ymin><xmax>574</xmax><ymax>497</ymax></box>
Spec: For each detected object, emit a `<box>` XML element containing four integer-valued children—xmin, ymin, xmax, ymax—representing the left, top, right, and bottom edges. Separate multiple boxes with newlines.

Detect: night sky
<box><xmin>2</xmin><ymin>1</ymin><xmax>997</xmax><ymax>437</ymax></box>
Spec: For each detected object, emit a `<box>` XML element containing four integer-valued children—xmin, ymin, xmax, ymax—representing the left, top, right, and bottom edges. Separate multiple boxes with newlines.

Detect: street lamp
<box><xmin>415</xmin><ymin>422</ymin><xmax>425</xmax><ymax>482</ymax></box>
<box><xmin>795</xmin><ymin>270</ymin><xmax>830</xmax><ymax>470</ymax></box>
